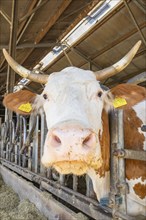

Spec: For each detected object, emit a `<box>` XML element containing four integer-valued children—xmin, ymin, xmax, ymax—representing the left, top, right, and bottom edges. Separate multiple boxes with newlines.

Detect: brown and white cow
<box><xmin>2</xmin><ymin>41</ymin><xmax>146</xmax><ymax>216</ymax></box>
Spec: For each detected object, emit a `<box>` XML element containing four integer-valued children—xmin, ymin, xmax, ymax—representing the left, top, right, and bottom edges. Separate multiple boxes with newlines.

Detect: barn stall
<box><xmin>0</xmin><ymin>0</ymin><xmax>146</xmax><ymax>219</ymax></box>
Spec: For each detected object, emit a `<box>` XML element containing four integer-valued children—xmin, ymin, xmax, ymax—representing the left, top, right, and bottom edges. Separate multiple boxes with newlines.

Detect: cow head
<box><xmin>3</xmin><ymin>41</ymin><xmax>146</xmax><ymax>175</ymax></box>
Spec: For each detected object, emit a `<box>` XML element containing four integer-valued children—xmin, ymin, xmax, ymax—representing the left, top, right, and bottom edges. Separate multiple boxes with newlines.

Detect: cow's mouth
<box><xmin>53</xmin><ymin>161</ymin><xmax>89</xmax><ymax>175</ymax></box>
<box><xmin>42</xmin><ymin>158</ymin><xmax>102</xmax><ymax>175</ymax></box>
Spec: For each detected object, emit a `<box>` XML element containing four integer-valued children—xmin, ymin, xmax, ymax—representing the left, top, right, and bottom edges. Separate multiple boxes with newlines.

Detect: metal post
<box><xmin>117</xmin><ymin>110</ymin><xmax>127</xmax><ymax>214</ymax></box>
<box><xmin>19</xmin><ymin>116</ymin><xmax>23</xmax><ymax>166</ymax></box>
<box><xmin>73</xmin><ymin>175</ymin><xmax>78</xmax><ymax>192</ymax></box>
<box><xmin>40</xmin><ymin>112</ymin><xmax>47</xmax><ymax>175</ymax></box>
<box><xmin>32</xmin><ymin>115</ymin><xmax>39</xmax><ymax>173</ymax></box>
<box><xmin>86</xmin><ymin>175</ymin><xmax>95</xmax><ymax>198</ymax></box>
<box><xmin>22</xmin><ymin>117</ymin><xmax>27</xmax><ymax>167</ymax></box>
<box><xmin>28</xmin><ymin>116</ymin><xmax>34</xmax><ymax>170</ymax></box>
<box><xmin>109</xmin><ymin>110</ymin><xmax>119</xmax><ymax>219</ymax></box>
<box><xmin>59</xmin><ymin>174</ymin><xmax>65</xmax><ymax>186</ymax></box>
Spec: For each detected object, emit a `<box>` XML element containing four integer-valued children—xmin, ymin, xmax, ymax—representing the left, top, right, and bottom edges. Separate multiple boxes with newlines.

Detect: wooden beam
<box><xmin>6</xmin><ymin>0</ymin><xmax>18</xmax><ymax>94</ymax></box>
<box><xmin>90</xmin><ymin>22</ymin><xmax>146</xmax><ymax>59</ymax></box>
<box><xmin>19</xmin><ymin>0</ymin><xmax>48</xmax><ymax>23</ymax></box>
<box><xmin>0</xmin><ymin>9</ymin><xmax>11</xmax><ymax>25</ymax></box>
<box><xmin>134</xmin><ymin>0</ymin><xmax>146</xmax><ymax>14</ymax></box>
<box><xmin>71</xmin><ymin>47</ymin><xmax>102</xmax><ymax>69</ymax></box>
<box><xmin>0</xmin><ymin>0</ymin><xmax>38</xmax><ymax>71</ymax></box>
<box><xmin>0</xmin><ymin>42</ymin><xmax>55</xmax><ymax>50</ymax></box>
<box><xmin>123</xmin><ymin>0</ymin><xmax>146</xmax><ymax>46</ymax></box>
<box><xmin>17</xmin><ymin>0</ymin><xmax>38</xmax><ymax>38</ymax></box>
<box><xmin>35</xmin><ymin>0</ymin><xmax>72</xmax><ymax>44</ymax></box>
<box><xmin>6</xmin><ymin>0</ymin><xmax>18</xmax><ymax>120</ymax></box>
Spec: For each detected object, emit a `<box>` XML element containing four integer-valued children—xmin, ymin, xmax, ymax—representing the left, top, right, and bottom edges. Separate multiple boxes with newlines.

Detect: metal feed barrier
<box><xmin>0</xmin><ymin>110</ymin><xmax>146</xmax><ymax>220</ymax></box>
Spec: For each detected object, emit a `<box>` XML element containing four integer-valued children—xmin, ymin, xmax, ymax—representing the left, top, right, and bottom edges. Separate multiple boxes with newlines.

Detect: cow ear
<box><xmin>3</xmin><ymin>90</ymin><xmax>37</xmax><ymax>115</ymax></box>
<box><xmin>107</xmin><ymin>84</ymin><xmax>146</xmax><ymax>109</ymax></box>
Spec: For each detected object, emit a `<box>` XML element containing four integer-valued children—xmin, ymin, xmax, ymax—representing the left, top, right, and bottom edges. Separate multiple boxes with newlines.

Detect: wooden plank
<box><xmin>35</xmin><ymin>0</ymin><xmax>72</xmax><ymax>44</ymax></box>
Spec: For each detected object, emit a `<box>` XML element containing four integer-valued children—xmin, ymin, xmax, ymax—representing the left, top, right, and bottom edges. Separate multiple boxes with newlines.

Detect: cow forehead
<box><xmin>44</xmin><ymin>67</ymin><xmax>101</xmax><ymax>95</ymax></box>
<box><xmin>48</xmin><ymin>67</ymin><xmax>96</xmax><ymax>83</ymax></box>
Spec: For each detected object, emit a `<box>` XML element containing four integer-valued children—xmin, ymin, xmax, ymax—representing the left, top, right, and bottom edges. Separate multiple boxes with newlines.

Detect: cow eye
<box><xmin>43</xmin><ymin>94</ymin><xmax>48</xmax><ymax>100</ymax></box>
<box><xmin>97</xmin><ymin>91</ymin><xmax>103</xmax><ymax>98</ymax></box>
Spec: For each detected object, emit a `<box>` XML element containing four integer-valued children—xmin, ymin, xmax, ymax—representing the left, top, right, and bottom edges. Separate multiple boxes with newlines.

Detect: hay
<box><xmin>0</xmin><ymin>175</ymin><xmax>47</xmax><ymax>220</ymax></box>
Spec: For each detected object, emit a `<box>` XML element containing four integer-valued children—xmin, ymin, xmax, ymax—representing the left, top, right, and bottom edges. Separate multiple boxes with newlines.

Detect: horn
<box><xmin>3</xmin><ymin>49</ymin><xmax>49</xmax><ymax>84</ymax></box>
<box><xmin>94</xmin><ymin>40</ymin><xmax>142</xmax><ymax>81</ymax></box>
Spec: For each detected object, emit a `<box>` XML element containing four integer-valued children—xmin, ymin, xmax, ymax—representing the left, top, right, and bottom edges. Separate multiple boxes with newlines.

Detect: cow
<box><xmin>2</xmin><ymin>40</ymin><xmax>146</xmax><ymax>217</ymax></box>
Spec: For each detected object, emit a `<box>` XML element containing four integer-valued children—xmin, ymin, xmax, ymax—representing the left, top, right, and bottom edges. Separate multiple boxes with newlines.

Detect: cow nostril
<box><xmin>53</xmin><ymin>135</ymin><xmax>61</xmax><ymax>144</ymax></box>
<box><xmin>83</xmin><ymin>134</ymin><xmax>92</xmax><ymax>147</ymax></box>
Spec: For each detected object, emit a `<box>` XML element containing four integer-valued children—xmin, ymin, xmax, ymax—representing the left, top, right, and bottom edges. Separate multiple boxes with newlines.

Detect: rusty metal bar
<box><xmin>109</xmin><ymin>110</ymin><xmax>119</xmax><ymax>219</ymax></box>
<box><xmin>117</xmin><ymin>110</ymin><xmax>127</xmax><ymax>214</ymax></box>
<box><xmin>123</xmin><ymin>0</ymin><xmax>146</xmax><ymax>46</ymax></box>
<box><xmin>114</xmin><ymin>149</ymin><xmax>146</xmax><ymax>161</ymax></box>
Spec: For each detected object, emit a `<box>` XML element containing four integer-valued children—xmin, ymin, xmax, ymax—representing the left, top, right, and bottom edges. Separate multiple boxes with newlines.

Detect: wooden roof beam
<box><xmin>0</xmin><ymin>42</ymin><xmax>55</xmax><ymax>50</ymax></box>
<box><xmin>123</xmin><ymin>0</ymin><xmax>146</xmax><ymax>46</ymax></box>
<box><xmin>133</xmin><ymin>0</ymin><xmax>146</xmax><ymax>15</ymax></box>
<box><xmin>0</xmin><ymin>0</ymin><xmax>38</xmax><ymax>70</ymax></box>
<box><xmin>17</xmin><ymin>0</ymin><xmax>72</xmax><ymax>67</ymax></box>
<box><xmin>0</xmin><ymin>9</ymin><xmax>11</xmax><ymax>25</ymax></box>
<box><xmin>19</xmin><ymin>0</ymin><xmax>48</xmax><ymax>23</ymax></box>
<box><xmin>71</xmin><ymin>47</ymin><xmax>102</xmax><ymax>69</ymax></box>
<box><xmin>35</xmin><ymin>0</ymin><xmax>72</xmax><ymax>44</ymax></box>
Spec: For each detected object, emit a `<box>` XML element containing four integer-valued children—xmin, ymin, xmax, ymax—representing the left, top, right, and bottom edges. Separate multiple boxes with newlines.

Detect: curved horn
<box><xmin>3</xmin><ymin>49</ymin><xmax>49</xmax><ymax>84</ymax></box>
<box><xmin>94</xmin><ymin>40</ymin><xmax>142</xmax><ymax>81</ymax></box>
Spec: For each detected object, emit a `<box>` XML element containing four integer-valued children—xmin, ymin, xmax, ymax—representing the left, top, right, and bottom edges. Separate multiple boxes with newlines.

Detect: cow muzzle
<box><xmin>41</xmin><ymin>121</ymin><xmax>102</xmax><ymax>174</ymax></box>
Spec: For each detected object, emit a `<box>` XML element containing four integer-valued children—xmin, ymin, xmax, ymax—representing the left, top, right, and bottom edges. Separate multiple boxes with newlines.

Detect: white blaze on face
<box><xmin>41</xmin><ymin>67</ymin><xmax>106</xmax><ymax>174</ymax></box>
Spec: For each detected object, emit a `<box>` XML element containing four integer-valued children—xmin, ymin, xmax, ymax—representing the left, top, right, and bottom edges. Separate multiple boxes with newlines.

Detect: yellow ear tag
<box><xmin>113</xmin><ymin>97</ymin><xmax>127</xmax><ymax>108</ymax></box>
<box><xmin>18</xmin><ymin>103</ymin><xmax>32</xmax><ymax>113</ymax></box>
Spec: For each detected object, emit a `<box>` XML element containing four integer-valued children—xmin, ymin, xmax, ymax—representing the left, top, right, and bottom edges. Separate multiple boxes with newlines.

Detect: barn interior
<box><xmin>0</xmin><ymin>1</ymin><xmax>146</xmax><ymax>219</ymax></box>
<box><xmin>0</xmin><ymin>0</ymin><xmax>146</xmax><ymax>120</ymax></box>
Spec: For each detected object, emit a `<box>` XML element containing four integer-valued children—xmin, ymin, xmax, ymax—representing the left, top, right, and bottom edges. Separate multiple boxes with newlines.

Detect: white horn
<box><xmin>94</xmin><ymin>40</ymin><xmax>142</xmax><ymax>81</ymax></box>
<box><xmin>3</xmin><ymin>49</ymin><xmax>49</xmax><ymax>84</ymax></box>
